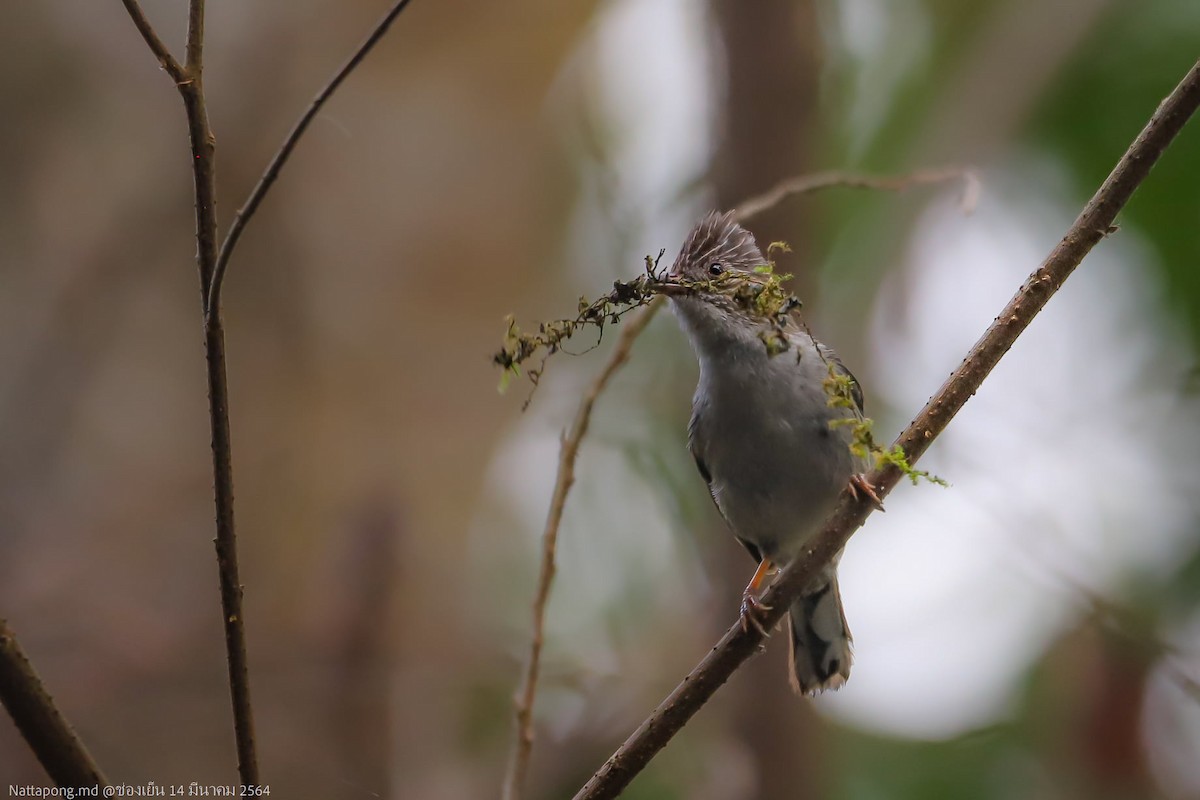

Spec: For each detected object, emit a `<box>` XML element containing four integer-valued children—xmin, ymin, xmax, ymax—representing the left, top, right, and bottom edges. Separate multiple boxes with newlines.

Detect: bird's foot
<box><xmin>739</xmin><ymin>592</ymin><xmax>773</xmax><ymax>637</ymax></box>
<box><xmin>847</xmin><ymin>473</ymin><xmax>885</xmax><ymax>511</ymax></box>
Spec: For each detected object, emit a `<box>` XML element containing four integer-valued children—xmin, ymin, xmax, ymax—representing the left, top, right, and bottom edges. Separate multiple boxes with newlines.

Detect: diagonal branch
<box><xmin>117</xmin><ymin>0</ymin><xmax>185</xmax><ymax>84</ymax></box>
<box><xmin>573</xmin><ymin>56</ymin><xmax>1200</xmax><ymax>800</ymax></box>
<box><xmin>206</xmin><ymin>0</ymin><xmax>417</xmax><ymax>318</ymax></box>
<box><xmin>501</xmin><ymin>167</ymin><xmax>974</xmax><ymax>800</ymax></box>
<box><xmin>0</xmin><ymin>619</ymin><xmax>108</xmax><ymax>787</ymax></box>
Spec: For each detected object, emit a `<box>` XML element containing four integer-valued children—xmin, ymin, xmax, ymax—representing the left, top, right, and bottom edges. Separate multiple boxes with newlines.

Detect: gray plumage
<box><xmin>667</xmin><ymin>210</ymin><xmax>866</xmax><ymax>694</ymax></box>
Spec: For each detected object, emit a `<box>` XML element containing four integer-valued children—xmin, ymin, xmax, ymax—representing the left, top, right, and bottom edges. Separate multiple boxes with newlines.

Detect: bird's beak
<box><xmin>652</xmin><ymin>280</ymin><xmax>690</xmax><ymax>297</ymax></box>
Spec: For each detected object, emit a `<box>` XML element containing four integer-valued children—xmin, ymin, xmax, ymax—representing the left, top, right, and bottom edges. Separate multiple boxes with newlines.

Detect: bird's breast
<box><xmin>691</xmin><ymin>349</ymin><xmax>857</xmax><ymax>561</ymax></box>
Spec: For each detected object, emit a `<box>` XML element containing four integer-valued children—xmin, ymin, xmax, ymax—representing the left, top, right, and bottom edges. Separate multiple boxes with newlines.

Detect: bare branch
<box><xmin>185</xmin><ymin>0</ymin><xmax>204</xmax><ymax>72</ymax></box>
<box><xmin>502</xmin><ymin>298</ymin><xmax>663</xmax><ymax>800</ymax></box>
<box><xmin>573</xmin><ymin>56</ymin><xmax>1200</xmax><ymax>800</ymax></box>
<box><xmin>117</xmin><ymin>0</ymin><xmax>186</xmax><ymax>84</ymax></box>
<box><xmin>733</xmin><ymin>166</ymin><xmax>979</xmax><ymax>222</ymax></box>
<box><xmin>123</xmin><ymin>0</ymin><xmax>259</xmax><ymax>784</ymax></box>
<box><xmin>179</xmin><ymin>0</ymin><xmax>262</xmax><ymax>785</ymax></box>
<box><xmin>503</xmin><ymin>167</ymin><xmax>975</xmax><ymax>799</ymax></box>
<box><xmin>122</xmin><ymin>0</ymin><xmax>420</xmax><ymax>783</ymax></box>
<box><xmin>203</xmin><ymin>323</ymin><xmax>258</xmax><ymax>787</ymax></box>
<box><xmin>0</xmin><ymin>619</ymin><xmax>108</xmax><ymax>788</ymax></box>
<box><xmin>206</xmin><ymin>0</ymin><xmax>417</xmax><ymax>318</ymax></box>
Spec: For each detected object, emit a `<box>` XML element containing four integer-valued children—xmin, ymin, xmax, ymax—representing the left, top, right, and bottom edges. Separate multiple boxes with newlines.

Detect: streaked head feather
<box><xmin>671</xmin><ymin>211</ymin><xmax>764</xmax><ymax>279</ymax></box>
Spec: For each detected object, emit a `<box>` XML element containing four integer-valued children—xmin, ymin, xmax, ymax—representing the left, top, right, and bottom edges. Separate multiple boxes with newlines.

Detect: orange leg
<box><xmin>740</xmin><ymin>558</ymin><xmax>775</xmax><ymax>636</ymax></box>
<box><xmin>745</xmin><ymin>557</ymin><xmax>775</xmax><ymax>594</ymax></box>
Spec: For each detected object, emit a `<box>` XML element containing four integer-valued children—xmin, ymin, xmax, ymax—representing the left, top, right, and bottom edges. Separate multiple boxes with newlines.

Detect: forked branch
<box><xmin>207</xmin><ymin>0</ymin><xmax>417</xmax><ymax>317</ymax></box>
<box><xmin>116</xmin><ymin>0</ymin><xmax>416</xmax><ymax>787</ymax></box>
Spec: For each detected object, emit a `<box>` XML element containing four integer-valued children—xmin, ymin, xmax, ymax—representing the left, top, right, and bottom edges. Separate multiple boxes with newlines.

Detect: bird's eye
<box><xmin>708</xmin><ymin>263</ymin><xmax>724</xmax><ymax>276</ymax></box>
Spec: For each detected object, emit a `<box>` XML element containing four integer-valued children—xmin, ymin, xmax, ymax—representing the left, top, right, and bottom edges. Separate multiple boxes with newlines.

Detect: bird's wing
<box><xmin>819</xmin><ymin>342</ymin><xmax>865</xmax><ymax>416</ymax></box>
<box><xmin>782</xmin><ymin>307</ymin><xmax>865</xmax><ymax>416</ymax></box>
<box><xmin>688</xmin><ymin>404</ymin><xmax>763</xmax><ymax>564</ymax></box>
<box><xmin>686</xmin><ymin>408</ymin><xmax>716</xmax><ymax>494</ymax></box>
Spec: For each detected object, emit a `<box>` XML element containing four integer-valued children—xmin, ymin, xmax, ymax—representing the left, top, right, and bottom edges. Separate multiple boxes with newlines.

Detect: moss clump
<box><xmin>492</xmin><ymin>250</ymin><xmax>802</xmax><ymax>397</ymax></box>
<box><xmin>824</xmin><ymin>363</ymin><xmax>947</xmax><ymax>487</ymax></box>
<box><xmin>492</xmin><ymin>253</ymin><xmax>669</xmax><ymax>403</ymax></box>
<box><xmin>877</xmin><ymin>444</ymin><xmax>948</xmax><ymax>486</ymax></box>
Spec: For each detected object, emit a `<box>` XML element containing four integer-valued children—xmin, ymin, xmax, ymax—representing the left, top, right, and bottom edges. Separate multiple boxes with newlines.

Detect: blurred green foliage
<box><xmin>798</xmin><ymin>2</ymin><xmax>1200</xmax><ymax>800</ymax></box>
<box><xmin>1028</xmin><ymin>3</ymin><xmax>1200</xmax><ymax>346</ymax></box>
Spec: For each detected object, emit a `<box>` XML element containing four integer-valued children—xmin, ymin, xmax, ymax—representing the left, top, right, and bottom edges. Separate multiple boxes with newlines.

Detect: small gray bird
<box><xmin>663</xmin><ymin>210</ymin><xmax>880</xmax><ymax>695</ymax></box>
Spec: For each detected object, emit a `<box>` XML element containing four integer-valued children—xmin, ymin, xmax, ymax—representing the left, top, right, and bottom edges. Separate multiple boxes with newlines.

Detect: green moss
<box><xmin>877</xmin><ymin>444</ymin><xmax>949</xmax><ymax>487</ymax></box>
<box><xmin>492</xmin><ymin>248</ymin><xmax>804</xmax><ymax>394</ymax></box>
<box><xmin>491</xmin><ymin>273</ymin><xmax>661</xmax><ymax>398</ymax></box>
<box><xmin>824</xmin><ymin>363</ymin><xmax>947</xmax><ymax>487</ymax></box>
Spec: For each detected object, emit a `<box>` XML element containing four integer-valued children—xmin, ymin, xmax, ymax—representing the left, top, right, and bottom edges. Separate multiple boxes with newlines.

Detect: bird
<box><xmin>661</xmin><ymin>210</ymin><xmax>880</xmax><ymax>694</ymax></box>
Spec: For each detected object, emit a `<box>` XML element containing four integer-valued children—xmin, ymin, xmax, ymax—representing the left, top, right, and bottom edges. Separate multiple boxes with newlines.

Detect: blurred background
<box><xmin>2</xmin><ymin>0</ymin><xmax>1199</xmax><ymax>797</ymax></box>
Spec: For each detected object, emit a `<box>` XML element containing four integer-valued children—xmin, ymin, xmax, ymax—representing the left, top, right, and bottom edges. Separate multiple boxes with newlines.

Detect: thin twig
<box><xmin>185</xmin><ymin>0</ymin><xmax>259</xmax><ymax>785</ymax></box>
<box><xmin>573</xmin><ymin>57</ymin><xmax>1200</xmax><ymax>800</ymax></box>
<box><xmin>733</xmin><ymin>166</ymin><xmax>980</xmax><ymax>221</ymax></box>
<box><xmin>117</xmin><ymin>0</ymin><xmax>185</xmax><ymax>83</ymax></box>
<box><xmin>502</xmin><ymin>297</ymin><xmax>663</xmax><ymax>800</ymax></box>
<box><xmin>203</xmin><ymin>324</ymin><xmax>257</xmax><ymax>787</ymax></box>
<box><xmin>0</xmin><ymin>619</ymin><xmax>109</xmax><ymax>787</ymax></box>
<box><xmin>502</xmin><ymin>168</ymin><xmax>973</xmax><ymax>800</ymax></box>
<box><xmin>183</xmin><ymin>0</ymin><xmax>260</xmax><ymax>785</ymax></box>
<box><xmin>206</xmin><ymin>0</ymin><xmax>417</xmax><ymax>318</ymax></box>
<box><xmin>119</xmin><ymin>0</ymin><xmax>259</xmax><ymax>784</ymax></box>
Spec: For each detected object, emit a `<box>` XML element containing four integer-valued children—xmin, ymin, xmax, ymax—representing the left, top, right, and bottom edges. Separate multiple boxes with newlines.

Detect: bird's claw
<box><xmin>847</xmin><ymin>473</ymin><xmax>885</xmax><ymax>511</ymax></box>
<box><xmin>739</xmin><ymin>593</ymin><xmax>772</xmax><ymax>637</ymax></box>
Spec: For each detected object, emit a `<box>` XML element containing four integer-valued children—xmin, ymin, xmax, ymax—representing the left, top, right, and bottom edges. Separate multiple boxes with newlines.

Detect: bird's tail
<box><xmin>787</xmin><ymin>575</ymin><xmax>853</xmax><ymax>695</ymax></box>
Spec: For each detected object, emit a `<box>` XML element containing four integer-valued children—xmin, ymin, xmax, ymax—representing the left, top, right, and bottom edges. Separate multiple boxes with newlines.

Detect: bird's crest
<box><xmin>673</xmin><ymin>211</ymin><xmax>763</xmax><ymax>274</ymax></box>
